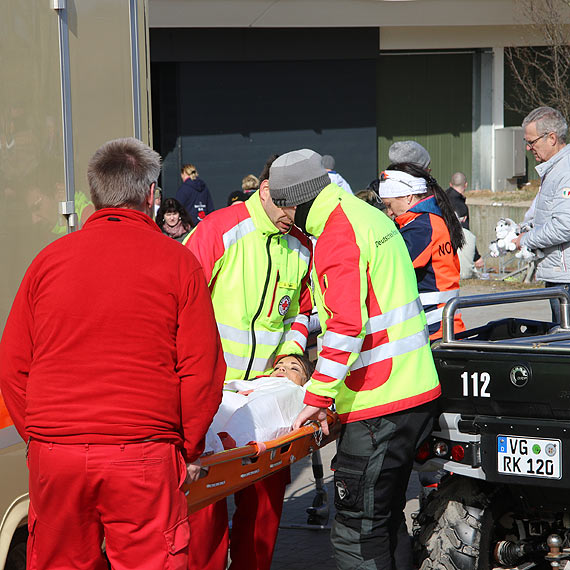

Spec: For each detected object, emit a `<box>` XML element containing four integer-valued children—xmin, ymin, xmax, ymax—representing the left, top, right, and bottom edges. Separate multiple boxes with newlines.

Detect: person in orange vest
<box><xmin>377</xmin><ymin>165</ymin><xmax>466</xmax><ymax>340</ymax></box>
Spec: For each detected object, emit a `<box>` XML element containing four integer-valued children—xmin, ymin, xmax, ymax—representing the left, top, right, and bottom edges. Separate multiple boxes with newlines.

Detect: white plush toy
<box><xmin>515</xmin><ymin>221</ymin><xmax>536</xmax><ymax>261</ymax></box>
<box><xmin>489</xmin><ymin>218</ymin><xmax>518</xmax><ymax>257</ymax></box>
<box><xmin>515</xmin><ymin>246</ymin><xmax>536</xmax><ymax>261</ymax></box>
<box><xmin>488</xmin><ymin>218</ymin><xmax>536</xmax><ymax>260</ymax></box>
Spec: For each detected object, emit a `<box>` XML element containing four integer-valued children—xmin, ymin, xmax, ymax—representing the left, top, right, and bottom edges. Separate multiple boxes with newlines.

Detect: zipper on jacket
<box><xmin>244</xmin><ymin>234</ymin><xmax>277</xmax><ymax>380</ymax></box>
<box><xmin>267</xmin><ymin>270</ymin><xmax>280</xmax><ymax>317</ymax></box>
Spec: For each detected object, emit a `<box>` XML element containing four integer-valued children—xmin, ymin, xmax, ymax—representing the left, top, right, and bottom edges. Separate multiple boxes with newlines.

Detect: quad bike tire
<box><xmin>413</xmin><ymin>476</ymin><xmax>495</xmax><ymax>570</ymax></box>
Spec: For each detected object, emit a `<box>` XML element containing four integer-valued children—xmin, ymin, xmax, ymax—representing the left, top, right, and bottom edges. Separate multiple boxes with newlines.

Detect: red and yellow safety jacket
<box><xmin>395</xmin><ymin>196</ymin><xmax>465</xmax><ymax>341</ymax></box>
<box><xmin>185</xmin><ymin>191</ymin><xmax>313</xmax><ymax>380</ymax></box>
<box><xmin>303</xmin><ymin>184</ymin><xmax>440</xmax><ymax>423</ymax></box>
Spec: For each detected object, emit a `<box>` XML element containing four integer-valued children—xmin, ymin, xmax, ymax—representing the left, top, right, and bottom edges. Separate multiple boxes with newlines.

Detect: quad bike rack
<box><xmin>440</xmin><ymin>286</ymin><xmax>570</xmax><ymax>349</ymax></box>
<box><xmin>184</xmin><ymin>410</ymin><xmax>340</xmax><ymax>514</ymax></box>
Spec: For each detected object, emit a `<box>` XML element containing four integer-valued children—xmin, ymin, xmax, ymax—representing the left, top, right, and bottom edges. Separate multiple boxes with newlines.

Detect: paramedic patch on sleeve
<box><xmin>562</xmin><ymin>188</ymin><xmax>570</xmax><ymax>198</ymax></box>
<box><xmin>278</xmin><ymin>295</ymin><xmax>291</xmax><ymax>316</ymax></box>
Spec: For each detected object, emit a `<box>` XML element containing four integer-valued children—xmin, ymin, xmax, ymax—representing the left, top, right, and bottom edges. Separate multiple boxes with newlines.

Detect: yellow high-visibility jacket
<box><xmin>304</xmin><ymin>184</ymin><xmax>440</xmax><ymax>422</ymax></box>
<box><xmin>186</xmin><ymin>191</ymin><xmax>313</xmax><ymax>380</ymax></box>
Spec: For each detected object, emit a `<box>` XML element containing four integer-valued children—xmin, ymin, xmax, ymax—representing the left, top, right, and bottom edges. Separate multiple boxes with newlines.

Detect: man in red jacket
<box><xmin>0</xmin><ymin>137</ymin><xmax>226</xmax><ymax>570</ymax></box>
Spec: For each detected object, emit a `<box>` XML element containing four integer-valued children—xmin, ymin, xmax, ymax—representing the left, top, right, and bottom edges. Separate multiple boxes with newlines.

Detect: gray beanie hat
<box><xmin>321</xmin><ymin>154</ymin><xmax>335</xmax><ymax>170</ymax></box>
<box><xmin>388</xmin><ymin>140</ymin><xmax>431</xmax><ymax>170</ymax></box>
<box><xmin>269</xmin><ymin>149</ymin><xmax>331</xmax><ymax>207</ymax></box>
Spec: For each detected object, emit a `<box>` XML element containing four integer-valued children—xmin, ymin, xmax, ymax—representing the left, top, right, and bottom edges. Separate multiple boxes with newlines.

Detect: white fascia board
<box><xmin>149</xmin><ymin>0</ymin><xmax>530</xmax><ymax>29</ymax></box>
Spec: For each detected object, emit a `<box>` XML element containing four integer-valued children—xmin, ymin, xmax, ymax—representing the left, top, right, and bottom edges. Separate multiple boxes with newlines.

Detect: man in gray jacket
<box><xmin>515</xmin><ymin>106</ymin><xmax>570</xmax><ymax>320</ymax></box>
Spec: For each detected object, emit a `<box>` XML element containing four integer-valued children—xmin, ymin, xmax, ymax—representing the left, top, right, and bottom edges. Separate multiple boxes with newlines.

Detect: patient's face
<box><xmin>274</xmin><ymin>356</ymin><xmax>306</xmax><ymax>386</ymax></box>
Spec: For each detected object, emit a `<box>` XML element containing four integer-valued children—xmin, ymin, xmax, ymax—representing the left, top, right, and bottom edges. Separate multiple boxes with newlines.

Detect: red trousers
<box><xmin>27</xmin><ymin>440</ymin><xmax>190</xmax><ymax>570</ymax></box>
<box><xmin>188</xmin><ymin>468</ymin><xmax>290</xmax><ymax>570</ymax></box>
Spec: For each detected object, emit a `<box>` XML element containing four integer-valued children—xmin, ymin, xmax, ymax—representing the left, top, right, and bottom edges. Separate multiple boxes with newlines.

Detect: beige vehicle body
<box><xmin>0</xmin><ymin>426</ymin><xmax>27</xmax><ymax>570</ymax></box>
<box><xmin>0</xmin><ymin>2</ymin><xmax>152</xmax><ymax>568</ymax></box>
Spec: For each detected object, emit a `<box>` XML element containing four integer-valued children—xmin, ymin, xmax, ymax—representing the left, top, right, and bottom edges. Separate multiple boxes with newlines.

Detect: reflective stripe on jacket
<box><xmin>186</xmin><ymin>191</ymin><xmax>312</xmax><ymax>380</ymax></box>
<box><xmin>304</xmin><ymin>184</ymin><xmax>440</xmax><ymax>422</ymax></box>
<box><xmin>395</xmin><ymin>196</ymin><xmax>465</xmax><ymax>341</ymax></box>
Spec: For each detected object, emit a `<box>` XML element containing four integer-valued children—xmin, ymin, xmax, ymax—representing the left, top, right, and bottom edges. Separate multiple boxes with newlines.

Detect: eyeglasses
<box><xmin>524</xmin><ymin>132</ymin><xmax>549</xmax><ymax>149</ymax></box>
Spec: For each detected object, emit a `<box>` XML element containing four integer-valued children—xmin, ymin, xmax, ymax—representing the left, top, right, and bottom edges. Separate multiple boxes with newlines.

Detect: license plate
<box><xmin>497</xmin><ymin>435</ymin><xmax>561</xmax><ymax>479</ymax></box>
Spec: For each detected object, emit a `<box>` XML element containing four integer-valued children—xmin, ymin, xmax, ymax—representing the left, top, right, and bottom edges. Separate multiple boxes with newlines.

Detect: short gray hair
<box><xmin>450</xmin><ymin>172</ymin><xmax>467</xmax><ymax>187</ymax></box>
<box><xmin>87</xmin><ymin>138</ymin><xmax>161</xmax><ymax>210</ymax></box>
<box><xmin>522</xmin><ymin>106</ymin><xmax>568</xmax><ymax>143</ymax></box>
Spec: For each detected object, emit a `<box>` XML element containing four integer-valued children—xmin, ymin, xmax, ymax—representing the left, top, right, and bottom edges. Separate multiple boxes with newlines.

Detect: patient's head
<box><xmin>273</xmin><ymin>354</ymin><xmax>315</xmax><ymax>386</ymax></box>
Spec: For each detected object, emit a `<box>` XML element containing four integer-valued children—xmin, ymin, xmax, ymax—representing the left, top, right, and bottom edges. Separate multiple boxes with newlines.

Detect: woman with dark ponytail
<box><xmin>377</xmin><ymin>163</ymin><xmax>465</xmax><ymax>340</ymax></box>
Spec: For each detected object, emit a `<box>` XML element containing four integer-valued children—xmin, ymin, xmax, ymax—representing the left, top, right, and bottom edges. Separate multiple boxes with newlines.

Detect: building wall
<box><xmin>151</xmin><ymin>28</ymin><xmax>378</xmax><ymax>205</ymax></box>
<box><xmin>149</xmin><ymin>1</ymin><xmax>570</xmax><ymax>194</ymax></box>
<box><xmin>377</xmin><ymin>52</ymin><xmax>473</xmax><ymax>185</ymax></box>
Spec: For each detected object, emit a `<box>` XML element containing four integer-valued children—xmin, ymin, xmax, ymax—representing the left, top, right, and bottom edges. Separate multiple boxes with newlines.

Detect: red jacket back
<box><xmin>0</xmin><ymin>208</ymin><xmax>225</xmax><ymax>461</ymax></box>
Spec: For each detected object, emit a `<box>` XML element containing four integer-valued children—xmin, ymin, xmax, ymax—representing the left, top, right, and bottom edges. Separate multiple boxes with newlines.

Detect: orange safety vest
<box><xmin>395</xmin><ymin>196</ymin><xmax>465</xmax><ymax>341</ymax></box>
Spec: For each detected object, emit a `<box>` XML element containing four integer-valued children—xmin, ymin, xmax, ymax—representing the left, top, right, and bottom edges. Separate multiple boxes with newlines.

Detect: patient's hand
<box><xmin>293</xmin><ymin>405</ymin><xmax>329</xmax><ymax>436</ymax></box>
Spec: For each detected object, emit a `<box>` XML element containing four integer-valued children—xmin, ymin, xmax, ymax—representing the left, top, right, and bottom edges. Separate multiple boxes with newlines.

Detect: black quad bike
<box><xmin>414</xmin><ymin>288</ymin><xmax>570</xmax><ymax>570</ymax></box>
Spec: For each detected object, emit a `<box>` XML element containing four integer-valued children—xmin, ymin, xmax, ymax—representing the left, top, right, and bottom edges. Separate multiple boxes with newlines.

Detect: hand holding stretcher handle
<box><xmin>293</xmin><ymin>405</ymin><xmax>329</xmax><ymax>436</ymax></box>
<box><xmin>185</xmin><ymin>458</ymin><xmax>202</xmax><ymax>483</ymax></box>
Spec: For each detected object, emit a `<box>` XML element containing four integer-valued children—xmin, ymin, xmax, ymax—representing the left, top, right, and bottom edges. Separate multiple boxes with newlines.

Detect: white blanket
<box><xmin>204</xmin><ymin>377</ymin><xmax>306</xmax><ymax>453</ymax></box>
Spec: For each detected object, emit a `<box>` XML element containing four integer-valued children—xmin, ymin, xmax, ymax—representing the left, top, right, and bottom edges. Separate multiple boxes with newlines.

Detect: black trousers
<box><xmin>330</xmin><ymin>400</ymin><xmax>437</xmax><ymax>570</ymax></box>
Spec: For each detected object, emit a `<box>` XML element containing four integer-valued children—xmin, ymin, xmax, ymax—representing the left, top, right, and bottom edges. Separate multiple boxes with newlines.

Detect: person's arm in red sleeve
<box><xmin>294</xmin><ymin>270</ymin><xmax>313</xmax><ymax>343</ymax></box>
<box><xmin>304</xmin><ymin>209</ymin><xmax>366</xmax><ymax>408</ymax></box>
<box><xmin>176</xmin><ymin>263</ymin><xmax>226</xmax><ymax>462</ymax></box>
<box><xmin>184</xmin><ymin>218</ymin><xmax>225</xmax><ymax>285</ymax></box>
<box><xmin>0</xmin><ymin>270</ymin><xmax>34</xmax><ymax>440</ymax></box>
<box><xmin>185</xmin><ymin>209</ymin><xmax>250</xmax><ymax>286</ymax></box>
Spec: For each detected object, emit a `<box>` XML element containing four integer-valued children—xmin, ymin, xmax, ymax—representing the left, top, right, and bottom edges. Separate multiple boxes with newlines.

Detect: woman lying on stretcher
<box><xmin>205</xmin><ymin>354</ymin><xmax>315</xmax><ymax>453</ymax></box>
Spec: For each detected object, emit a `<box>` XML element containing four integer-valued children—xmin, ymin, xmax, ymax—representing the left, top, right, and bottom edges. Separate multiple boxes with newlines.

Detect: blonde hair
<box><xmin>181</xmin><ymin>164</ymin><xmax>197</xmax><ymax>176</ymax></box>
<box><xmin>241</xmin><ymin>174</ymin><xmax>260</xmax><ymax>192</ymax></box>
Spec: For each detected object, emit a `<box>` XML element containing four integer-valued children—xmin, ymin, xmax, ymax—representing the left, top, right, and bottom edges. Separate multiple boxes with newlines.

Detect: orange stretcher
<box><xmin>184</xmin><ymin>410</ymin><xmax>341</xmax><ymax>513</ymax></box>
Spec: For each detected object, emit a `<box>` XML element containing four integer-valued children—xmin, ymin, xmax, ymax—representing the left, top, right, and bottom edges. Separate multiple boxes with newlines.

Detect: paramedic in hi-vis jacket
<box><xmin>184</xmin><ymin>154</ymin><xmax>313</xmax><ymax>570</ymax></box>
<box><xmin>268</xmin><ymin>149</ymin><xmax>441</xmax><ymax>570</ymax></box>
<box><xmin>0</xmin><ymin>138</ymin><xmax>226</xmax><ymax>570</ymax></box>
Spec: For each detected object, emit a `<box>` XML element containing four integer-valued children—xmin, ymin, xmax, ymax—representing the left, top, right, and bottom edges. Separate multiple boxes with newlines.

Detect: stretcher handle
<box><xmin>198</xmin><ymin>411</ymin><xmax>339</xmax><ymax>470</ymax></box>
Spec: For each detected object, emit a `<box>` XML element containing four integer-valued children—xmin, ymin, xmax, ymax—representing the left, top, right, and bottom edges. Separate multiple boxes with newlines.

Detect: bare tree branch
<box><xmin>505</xmin><ymin>0</ymin><xmax>570</xmax><ymax>120</ymax></box>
